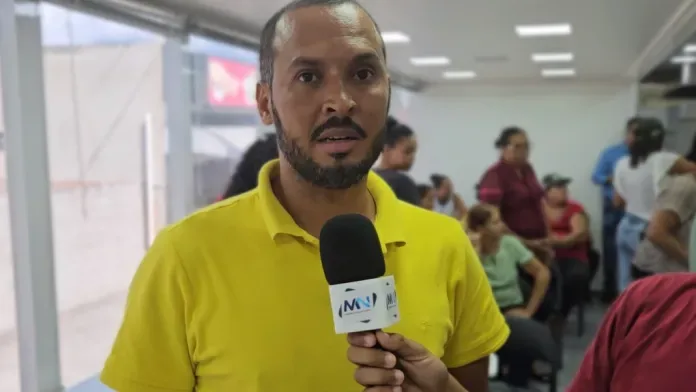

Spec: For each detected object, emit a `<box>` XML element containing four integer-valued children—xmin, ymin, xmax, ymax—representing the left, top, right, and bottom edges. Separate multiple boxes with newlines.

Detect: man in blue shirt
<box><xmin>591</xmin><ymin>117</ymin><xmax>638</xmax><ymax>302</ymax></box>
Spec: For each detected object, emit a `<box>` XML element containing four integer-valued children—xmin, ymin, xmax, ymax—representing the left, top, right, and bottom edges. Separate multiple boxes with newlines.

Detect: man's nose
<box><xmin>321</xmin><ymin>80</ymin><xmax>356</xmax><ymax>116</ymax></box>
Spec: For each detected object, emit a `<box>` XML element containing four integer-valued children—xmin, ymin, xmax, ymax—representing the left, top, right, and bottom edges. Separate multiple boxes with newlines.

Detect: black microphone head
<box><xmin>319</xmin><ymin>213</ymin><xmax>385</xmax><ymax>285</ymax></box>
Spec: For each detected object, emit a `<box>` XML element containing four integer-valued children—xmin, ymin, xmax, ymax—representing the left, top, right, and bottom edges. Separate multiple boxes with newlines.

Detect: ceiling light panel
<box><xmin>410</xmin><ymin>57</ymin><xmax>451</xmax><ymax>66</ymax></box>
<box><xmin>671</xmin><ymin>56</ymin><xmax>696</xmax><ymax>64</ymax></box>
<box><xmin>443</xmin><ymin>71</ymin><xmax>477</xmax><ymax>79</ymax></box>
<box><xmin>381</xmin><ymin>32</ymin><xmax>410</xmax><ymax>43</ymax></box>
<box><xmin>684</xmin><ymin>44</ymin><xmax>696</xmax><ymax>53</ymax></box>
<box><xmin>531</xmin><ymin>52</ymin><xmax>574</xmax><ymax>62</ymax></box>
<box><xmin>541</xmin><ymin>68</ymin><xmax>576</xmax><ymax>77</ymax></box>
<box><xmin>516</xmin><ymin>23</ymin><xmax>572</xmax><ymax>37</ymax></box>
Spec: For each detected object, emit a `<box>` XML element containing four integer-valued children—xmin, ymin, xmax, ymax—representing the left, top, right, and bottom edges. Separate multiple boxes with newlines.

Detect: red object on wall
<box><xmin>207</xmin><ymin>57</ymin><xmax>258</xmax><ymax>108</ymax></box>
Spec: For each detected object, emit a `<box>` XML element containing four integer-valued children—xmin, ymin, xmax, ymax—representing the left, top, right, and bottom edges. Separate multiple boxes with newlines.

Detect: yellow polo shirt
<box><xmin>101</xmin><ymin>160</ymin><xmax>509</xmax><ymax>392</ymax></box>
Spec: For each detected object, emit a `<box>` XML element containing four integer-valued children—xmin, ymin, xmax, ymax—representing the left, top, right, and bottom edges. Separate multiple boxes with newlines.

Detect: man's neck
<box><xmin>274</xmin><ymin>160</ymin><xmax>376</xmax><ymax>238</ymax></box>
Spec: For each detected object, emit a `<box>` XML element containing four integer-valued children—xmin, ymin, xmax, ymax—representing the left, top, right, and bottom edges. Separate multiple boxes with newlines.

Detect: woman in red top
<box><xmin>542</xmin><ymin>173</ymin><xmax>590</xmax><ymax>318</ymax></box>
<box><xmin>477</xmin><ymin>127</ymin><xmax>552</xmax><ymax>261</ymax></box>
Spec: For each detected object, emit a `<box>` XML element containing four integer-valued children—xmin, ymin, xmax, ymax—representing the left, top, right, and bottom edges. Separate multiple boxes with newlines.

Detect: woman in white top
<box><xmin>613</xmin><ymin>118</ymin><xmax>696</xmax><ymax>291</ymax></box>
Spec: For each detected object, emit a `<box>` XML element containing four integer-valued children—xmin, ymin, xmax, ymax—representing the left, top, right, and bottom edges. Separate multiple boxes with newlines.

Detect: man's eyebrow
<box><xmin>288</xmin><ymin>56</ymin><xmax>323</xmax><ymax>69</ymax></box>
<box><xmin>287</xmin><ymin>52</ymin><xmax>381</xmax><ymax>70</ymax></box>
<box><xmin>351</xmin><ymin>52</ymin><xmax>381</xmax><ymax>64</ymax></box>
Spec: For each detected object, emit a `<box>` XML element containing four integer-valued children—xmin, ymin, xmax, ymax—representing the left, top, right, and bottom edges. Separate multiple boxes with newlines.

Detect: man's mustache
<box><xmin>310</xmin><ymin>117</ymin><xmax>367</xmax><ymax>141</ymax></box>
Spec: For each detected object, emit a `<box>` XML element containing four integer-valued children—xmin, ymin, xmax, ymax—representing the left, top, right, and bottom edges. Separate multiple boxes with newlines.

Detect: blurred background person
<box><xmin>477</xmin><ymin>127</ymin><xmax>551</xmax><ymax>262</ymax></box>
<box><xmin>467</xmin><ymin>203</ymin><xmax>556</xmax><ymax>390</ymax></box>
<box><xmin>567</xmin><ymin>273</ymin><xmax>696</xmax><ymax>392</ymax></box>
<box><xmin>466</xmin><ymin>203</ymin><xmax>552</xmax><ymax>322</ymax></box>
<box><xmin>219</xmin><ymin>133</ymin><xmax>278</xmax><ymax>200</ymax></box>
<box><xmin>591</xmin><ymin>117</ymin><xmax>638</xmax><ymax>302</ymax></box>
<box><xmin>374</xmin><ymin>116</ymin><xmax>420</xmax><ymax>205</ymax></box>
<box><xmin>430</xmin><ymin>173</ymin><xmax>467</xmax><ymax>219</ymax></box>
<box><xmin>632</xmin><ymin>174</ymin><xmax>696</xmax><ymax>277</ymax></box>
<box><xmin>542</xmin><ymin>173</ymin><xmax>591</xmax><ymax>322</ymax></box>
<box><xmin>417</xmin><ymin>183</ymin><xmax>435</xmax><ymax>210</ymax></box>
<box><xmin>612</xmin><ymin>118</ymin><xmax>696</xmax><ymax>292</ymax></box>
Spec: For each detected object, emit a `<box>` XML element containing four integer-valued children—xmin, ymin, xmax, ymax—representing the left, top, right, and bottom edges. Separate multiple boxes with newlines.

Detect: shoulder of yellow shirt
<box><xmin>161</xmin><ymin>188</ymin><xmax>470</xmax><ymax>249</ymax></box>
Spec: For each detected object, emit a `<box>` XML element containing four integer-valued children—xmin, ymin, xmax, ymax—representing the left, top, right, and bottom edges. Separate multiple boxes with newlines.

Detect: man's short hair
<box><xmin>259</xmin><ymin>0</ymin><xmax>386</xmax><ymax>84</ymax></box>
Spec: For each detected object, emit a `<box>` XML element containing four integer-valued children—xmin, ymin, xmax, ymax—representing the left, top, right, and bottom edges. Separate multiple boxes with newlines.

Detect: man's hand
<box><xmin>347</xmin><ymin>331</ymin><xmax>450</xmax><ymax>392</ymax></box>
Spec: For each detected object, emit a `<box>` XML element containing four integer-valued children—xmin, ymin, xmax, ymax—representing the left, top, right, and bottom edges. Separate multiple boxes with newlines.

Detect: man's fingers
<box><xmin>347</xmin><ymin>345</ymin><xmax>398</xmax><ymax>368</ymax></box>
<box><xmin>375</xmin><ymin>331</ymin><xmax>428</xmax><ymax>360</ymax></box>
<box><xmin>354</xmin><ymin>367</ymin><xmax>404</xmax><ymax>387</ymax></box>
<box><xmin>348</xmin><ymin>332</ymin><xmax>377</xmax><ymax>348</ymax></box>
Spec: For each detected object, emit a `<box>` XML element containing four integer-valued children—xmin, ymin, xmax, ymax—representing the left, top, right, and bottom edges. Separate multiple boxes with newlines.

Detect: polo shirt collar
<box><xmin>256</xmin><ymin>160</ymin><xmax>406</xmax><ymax>252</ymax></box>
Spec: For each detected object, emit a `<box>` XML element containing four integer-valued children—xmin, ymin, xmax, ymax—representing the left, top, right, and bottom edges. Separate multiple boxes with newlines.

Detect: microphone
<box><xmin>319</xmin><ymin>214</ymin><xmax>400</xmax><ymax>334</ymax></box>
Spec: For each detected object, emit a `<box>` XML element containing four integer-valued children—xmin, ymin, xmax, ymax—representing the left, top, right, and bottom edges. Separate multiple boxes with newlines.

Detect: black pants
<box><xmin>497</xmin><ymin>316</ymin><xmax>560</xmax><ymax>387</ymax></box>
<box><xmin>557</xmin><ymin>258</ymin><xmax>590</xmax><ymax>318</ymax></box>
<box><xmin>601</xmin><ymin>208</ymin><xmax>622</xmax><ymax>300</ymax></box>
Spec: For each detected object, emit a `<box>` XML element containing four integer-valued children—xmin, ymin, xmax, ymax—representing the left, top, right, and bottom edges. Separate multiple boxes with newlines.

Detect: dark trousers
<box><xmin>601</xmin><ymin>206</ymin><xmax>623</xmax><ymax>300</ymax></box>
<box><xmin>556</xmin><ymin>258</ymin><xmax>590</xmax><ymax>317</ymax></box>
<box><xmin>497</xmin><ymin>316</ymin><xmax>560</xmax><ymax>387</ymax></box>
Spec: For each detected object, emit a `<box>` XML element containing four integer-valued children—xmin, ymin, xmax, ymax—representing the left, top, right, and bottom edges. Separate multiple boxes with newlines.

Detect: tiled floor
<box><xmin>66</xmin><ymin>304</ymin><xmax>606</xmax><ymax>392</ymax></box>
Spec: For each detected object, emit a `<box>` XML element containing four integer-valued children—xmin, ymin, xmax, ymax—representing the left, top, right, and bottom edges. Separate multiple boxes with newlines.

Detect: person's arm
<box><xmin>612</xmin><ymin>158</ymin><xmax>627</xmax><ymax>208</ymax></box>
<box><xmin>521</xmin><ymin>258</ymin><xmax>550</xmax><ymax>315</ymax></box>
<box><xmin>442</xmin><ymin>224</ymin><xmax>510</xmax><ymax>392</ymax></box>
<box><xmin>504</xmin><ymin>236</ymin><xmax>550</xmax><ymax>315</ymax></box>
<box><xmin>550</xmin><ymin>210</ymin><xmax>589</xmax><ymax>248</ymax></box>
<box><xmin>667</xmin><ymin>156</ymin><xmax>696</xmax><ymax>176</ymax></box>
<box><xmin>453</xmin><ymin>193</ymin><xmax>467</xmax><ymax>220</ymax></box>
<box><xmin>645</xmin><ymin>209</ymin><xmax>688</xmax><ymax>264</ymax></box>
<box><xmin>101</xmin><ymin>229</ymin><xmax>195</xmax><ymax>391</ymax></box>
<box><xmin>477</xmin><ymin>170</ymin><xmax>503</xmax><ymax>206</ymax></box>
<box><xmin>591</xmin><ymin>149</ymin><xmax>612</xmax><ymax>186</ymax></box>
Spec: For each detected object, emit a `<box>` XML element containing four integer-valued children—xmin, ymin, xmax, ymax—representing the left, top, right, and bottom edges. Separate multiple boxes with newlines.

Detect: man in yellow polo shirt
<box><xmin>101</xmin><ymin>0</ymin><xmax>509</xmax><ymax>391</ymax></box>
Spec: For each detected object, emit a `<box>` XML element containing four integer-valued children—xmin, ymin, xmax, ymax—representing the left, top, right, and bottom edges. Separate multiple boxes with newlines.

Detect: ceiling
<box><xmin>642</xmin><ymin>31</ymin><xmax>696</xmax><ymax>84</ymax></box>
<box><xmin>140</xmin><ymin>0</ymin><xmax>693</xmax><ymax>85</ymax></box>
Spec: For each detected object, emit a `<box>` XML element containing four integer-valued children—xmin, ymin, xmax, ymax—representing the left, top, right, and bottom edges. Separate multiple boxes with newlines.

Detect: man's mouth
<box><xmin>316</xmin><ymin>128</ymin><xmax>363</xmax><ymax>143</ymax></box>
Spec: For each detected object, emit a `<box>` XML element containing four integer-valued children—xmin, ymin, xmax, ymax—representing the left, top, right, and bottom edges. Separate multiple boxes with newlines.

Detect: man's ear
<box><xmin>256</xmin><ymin>83</ymin><xmax>273</xmax><ymax>125</ymax></box>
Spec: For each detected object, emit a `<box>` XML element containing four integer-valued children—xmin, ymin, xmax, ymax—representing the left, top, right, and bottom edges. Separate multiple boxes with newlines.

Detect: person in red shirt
<box><xmin>568</xmin><ymin>273</ymin><xmax>696</xmax><ymax>392</ymax></box>
<box><xmin>542</xmin><ymin>173</ymin><xmax>590</xmax><ymax>319</ymax></box>
<box><xmin>477</xmin><ymin>127</ymin><xmax>551</xmax><ymax>262</ymax></box>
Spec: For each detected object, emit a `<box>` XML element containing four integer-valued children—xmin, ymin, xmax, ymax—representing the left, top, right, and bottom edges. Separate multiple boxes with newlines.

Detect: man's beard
<box><xmin>272</xmin><ymin>107</ymin><xmax>384</xmax><ymax>190</ymax></box>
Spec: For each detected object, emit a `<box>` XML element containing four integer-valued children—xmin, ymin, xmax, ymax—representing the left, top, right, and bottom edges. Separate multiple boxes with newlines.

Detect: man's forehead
<box><xmin>273</xmin><ymin>4</ymin><xmax>382</xmax><ymax>55</ymax></box>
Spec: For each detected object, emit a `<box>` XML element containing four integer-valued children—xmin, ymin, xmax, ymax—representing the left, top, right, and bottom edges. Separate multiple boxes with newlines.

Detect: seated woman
<box><xmin>467</xmin><ymin>203</ymin><xmax>556</xmax><ymax>388</ymax></box>
<box><xmin>542</xmin><ymin>173</ymin><xmax>591</xmax><ymax>319</ymax></box>
<box><xmin>633</xmin><ymin>174</ymin><xmax>696</xmax><ymax>277</ymax></box>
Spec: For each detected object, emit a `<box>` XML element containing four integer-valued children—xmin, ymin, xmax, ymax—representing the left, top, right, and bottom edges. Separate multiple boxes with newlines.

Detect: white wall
<box><xmin>406</xmin><ymin>82</ymin><xmax>638</xmax><ymax>247</ymax></box>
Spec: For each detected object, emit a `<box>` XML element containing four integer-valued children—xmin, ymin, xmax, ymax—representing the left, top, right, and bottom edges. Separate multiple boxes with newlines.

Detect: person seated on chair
<box><xmin>542</xmin><ymin>173</ymin><xmax>591</xmax><ymax>319</ymax></box>
<box><xmin>468</xmin><ymin>203</ymin><xmax>557</xmax><ymax>390</ymax></box>
<box><xmin>633</xmin><ymin>174</ymin><xmax>696</xmax><ymax>277</ymax></box>
<box><xmin>467</xmin><ymin>203</ymin><xmax>551</xmax><ymax>320</ymax></box>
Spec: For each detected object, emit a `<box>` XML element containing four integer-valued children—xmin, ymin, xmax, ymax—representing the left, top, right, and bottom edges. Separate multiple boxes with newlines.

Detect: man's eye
<box><xmin>298</xmin><ymin>72</ymin><xmax>319</xmax><ymax>83</ymax></box>
<box><xmin>354</xmin><ymin>69</ymin><xmax>375</xmax><ymax>81</ymax></box>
